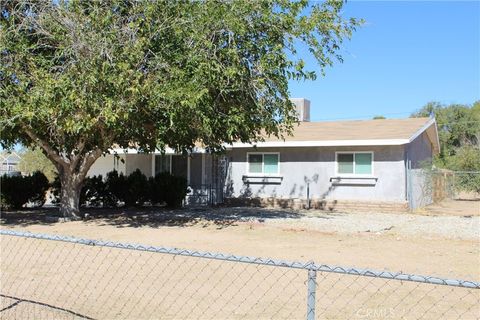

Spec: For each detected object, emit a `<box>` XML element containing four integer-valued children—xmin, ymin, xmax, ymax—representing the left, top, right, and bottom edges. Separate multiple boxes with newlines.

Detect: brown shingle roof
<box><xmin>265</xmin><ymin>117</ymin><xmax>432</xmax><ymax>141</ymax></box>
<box><xmin>111</xmin><ymin>117</ymin><xmax>439</xmax><ymax>154</ymax></box>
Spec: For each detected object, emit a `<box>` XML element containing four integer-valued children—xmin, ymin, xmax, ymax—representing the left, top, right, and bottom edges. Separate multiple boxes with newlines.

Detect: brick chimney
<box><xmin>291</xmin><ymin>98</ymin><xmax>310</xmax><ymax>122</ymax></box>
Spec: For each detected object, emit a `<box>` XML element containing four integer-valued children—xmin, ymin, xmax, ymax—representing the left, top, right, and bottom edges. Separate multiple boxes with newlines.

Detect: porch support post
<box><xmin>187</xmin><ymin>156</ymin><xmax>191</xmax><ymax>185</ymax></box>
<box><xmin>151</xmin><ymin>154</ymin><xmax>155</xmax><ymax>177</ymax></box>
<box><xmin>201</xmin><ymin>153</ymin><xmax>206</xmax><ymax>185</ymax></box>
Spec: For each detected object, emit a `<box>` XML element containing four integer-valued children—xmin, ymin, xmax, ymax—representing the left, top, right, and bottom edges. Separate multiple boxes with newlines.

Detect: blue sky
<box><xmin>289</xmin><ymin>1</ymin><xmax>480</xmax><ymax>121</ymax></box>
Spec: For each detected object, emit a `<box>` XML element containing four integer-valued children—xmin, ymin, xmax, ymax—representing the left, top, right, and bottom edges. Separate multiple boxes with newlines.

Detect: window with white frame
<box><xmin>247</xmin><ymin>153</ymin><xmax>279</xmax><ymax>175</ymax></box>
<box><xmin>336</xmin><ymin>152</ymin><xmax>373</xmax><ymax>175</ymax></box>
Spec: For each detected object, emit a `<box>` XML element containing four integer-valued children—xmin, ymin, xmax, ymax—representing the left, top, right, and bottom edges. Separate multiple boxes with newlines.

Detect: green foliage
<box><xmin>446</xmin><ymin>146</ymin><xmax>480</xmax><ymax>172</ymax></box>
<box><xmin>149</xmin><ymin>172</ymin><xmax>188</xmax><ymax>208</ymax></box>
<box><xmin>373</xmin><ymin>116</ymin><xmax>386</xmax><ymax>120</ymax></box>
<box><xmin>51</xmin><ymin>170</ymin><xmax>187</xmax><ymax>208</ymax></box>
<box><xmin>1</xmin><ymin>0</ymin><xmax>361</xmax><ymax>153</ymax></box>
<box><xmin>454</xmin><ymin>172</ymin><xmax>480</xmax><ymax>194</ymax></box>
<box><xmin>80</xmin><ymin>175</ymin><xmax>108</xmax><ymax>207</ymax></box>
<box><xmin>17</xmin><ymin>148</ymin><xmax>57</xmax><ymax>182</ymax></box>
<box><xmin>125</xmin><ymin>169</ymin><xmax>149</xmax><ymax>207</ymax></box>
<box><xmin>0</xmin><ymin>0</ymin><xmax>361</xmax><ymax>215</ymax></box>
<box><xmin>53</xmin><ymin>173</ymin><xmax>120</xmax><ymax>207</ymax></box>
<box><xmin>148</xmin><ymin>174</ymin><xmax>166</xmax><ymax>205</ymax></box>
<box><xmin>0</xmin><ymin>171</ymin><xmax>49</xmax><ymax>209</ymax></box>
<box><xmin>163</xmin><ymin>174</ymin><xmax>188</xmax><ymax>208</ymax></box>
<box><xmin>412</xmin><ymin>102</ymin><xmax>480</xmax><ymax>192</ymax></box>
<box><xmin>28</xmin><ymin>171</ymin><xmax>50</xmax><ymax>206</ymax></box>
<box><xmin>446</xmin><ymin>146</ymin><xmax>480</xmax><ymax>193</ymax></box>
<box><xmin>104</xmin><ymin>170</ymin><xmax>127</xmax><ymax>207</ymax></box>
<box><xmin>1</xmin><ymin>175</ymin><xmax>31</xmax><ymax>209</ymax></box>
<box><xmin>411</xmin><ymin>101</ymin><xmax>480</xmax><ymax>165</ymax></box>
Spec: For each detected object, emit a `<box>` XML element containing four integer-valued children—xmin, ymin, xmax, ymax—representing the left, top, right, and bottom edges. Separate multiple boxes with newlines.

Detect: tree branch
<box><xmin>77</xmin><ymin>148</ymin><xmax>103</xmax><ymax>181</ymax></box>
<box><xmin>69</xmin><ymin>137</ymin><xmax>86</xmax><ymax>171</ymax></box>
<box><xmin>21</xmin><ymin>123</ymin><xmax>69</xmax><ymax>169</ymax></box>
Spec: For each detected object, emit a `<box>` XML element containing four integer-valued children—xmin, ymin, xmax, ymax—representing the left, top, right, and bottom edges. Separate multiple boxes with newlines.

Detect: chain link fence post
<box><xmin>306</xmin><ymin>268</ymin><xmax>317</xmax><ymax>320</ymax></box>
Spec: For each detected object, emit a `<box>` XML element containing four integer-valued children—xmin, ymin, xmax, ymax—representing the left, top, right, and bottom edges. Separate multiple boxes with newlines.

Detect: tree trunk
<box><xmin>59</xmin><ymin>172</ymin><xmax>83</xmax><ymax>220</ymax></box>
<box><xmin>21</xmin><ymin>125</ymin><xmax>104</xmax><ymax>219</ymax></box>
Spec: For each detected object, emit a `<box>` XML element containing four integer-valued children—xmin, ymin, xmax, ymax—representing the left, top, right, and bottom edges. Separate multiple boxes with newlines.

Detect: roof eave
<box><xmin>407</xmin><ymin>117</ymin><xmax>440</xmax><ymax>155</ymax></box>
<box><xmin>226</xmin><ymin>139</ymin><xmax>410</xmax><ymax>148</ymax></box>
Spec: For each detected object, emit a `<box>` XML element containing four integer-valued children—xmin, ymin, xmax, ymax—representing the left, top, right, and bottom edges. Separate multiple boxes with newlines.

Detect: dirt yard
<box><xmin>1</xmin><ymin>203</ymin><xmax>479</xmax><ymax>278</ymax></box>
<box><xmin>419</xmin><ymin>198</ymin><xmax>480</xmax><ymax>217</ymax></box>
<box><xmin>1</xmin><ymin>203</ymin><xmax>479</xmax><ymax>319</ymax></box>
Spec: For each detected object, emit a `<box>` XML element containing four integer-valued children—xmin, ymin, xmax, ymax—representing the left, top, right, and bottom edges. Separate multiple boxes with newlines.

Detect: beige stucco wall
<box><xmin>87</xmin><ymin>154</ymin><xmax>126</xmax><ymax>177</ymax></box>
<box><xmin>125</xmin><ymin>154</ymin><xmax>153</xmax><ymax>177</ymax></box>
<box><xmin>87</xmin><ymin>154</ymin><xmax>153</xmax><ymax>177</ymax></box>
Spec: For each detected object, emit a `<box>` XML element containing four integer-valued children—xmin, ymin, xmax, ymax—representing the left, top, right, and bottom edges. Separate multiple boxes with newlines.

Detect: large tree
<box><xmin>1</xmin><ymin>0</ymin><xmax>361</xmax><ymax>218</ymax></box>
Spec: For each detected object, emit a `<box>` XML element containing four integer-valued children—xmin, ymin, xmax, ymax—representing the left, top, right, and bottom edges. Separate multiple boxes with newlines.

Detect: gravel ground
<box><xmin>268</xmin><ymin>210</ymin><xmax>480</xmax><ymax>240</ymax></box>
<box><xmin>172</xmin><ymin>206</ymin><xmax>480</xmax><ymax>241</ymax></box>
<box><xmin>3</xmin><ymin>203</ymin><xmax>479</xmax><ymax>241</ymax></box>
<box><xmin>2</xmin><ymin>205</ymin><xmax>478</xmax><ymax>279</ymax></box>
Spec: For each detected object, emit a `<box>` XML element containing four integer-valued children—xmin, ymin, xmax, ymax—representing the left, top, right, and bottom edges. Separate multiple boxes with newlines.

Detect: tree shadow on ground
<box><xmin>86</xmin><ymin>206</ymin><xmax>311</xmax><ymax>230</ymax></box>
<box><xmin>0</xmin><ymin>207</ymin><xmax>59</xmax><ymax>227</ymax></box>
<box><xmin>0</xmin><ymin>293</ymin><xmax>93</xmax><ymax>319</ymax></box>
<box><xmin>1</xmin><ymin>206</ymin><xmax>321</xmax><ymax>230</ymax></box>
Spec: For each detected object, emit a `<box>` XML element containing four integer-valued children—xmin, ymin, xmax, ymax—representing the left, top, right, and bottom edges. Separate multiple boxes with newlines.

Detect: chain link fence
<box><xmin>407</xmin><ymin>169</ymin><xmax>480</xmax><ymax>210</ymax></box>
<box><xmin>441</xmin><ymin>171</ymin><xmax>480</xmax><ymax>201</ymax></box>
<box><xmin>0</xmin><ymin>229</ymin><xmax>478</xmax><ymax>319</ymax></box>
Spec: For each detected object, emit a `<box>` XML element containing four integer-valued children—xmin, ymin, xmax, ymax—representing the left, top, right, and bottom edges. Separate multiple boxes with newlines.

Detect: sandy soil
<box><xmin>1</xmin><ymin>205</ymin><xmax>479</xmax><ymax>278</ymax></box>
<box><xmin>1</xmin><ymin>206</ymin><xmax>479</xmax><ymax>319</ymax></box>
<box><xmin>419</xmin><ymin>198</ymin><xmax>480</xmax><ymax>217</ymax></box>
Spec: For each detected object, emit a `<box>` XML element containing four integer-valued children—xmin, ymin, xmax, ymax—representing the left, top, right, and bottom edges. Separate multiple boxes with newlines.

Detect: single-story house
<box><xmin>88</xmin><ymin>99</ymin><xmax>440</xmax><ymax>211</ymax></box>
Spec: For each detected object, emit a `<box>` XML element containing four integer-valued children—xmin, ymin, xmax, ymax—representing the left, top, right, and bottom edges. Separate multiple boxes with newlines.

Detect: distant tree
<box><xmin>446</xmin><ymin>146</ymin><xmax>480</xmax><ymax>172</ymax></box>
<box><xmin>373</xmin><ymin>115</ymin><xmax>386</xmax><ymax>120</ymax></box>
<box><xmin>412</xmin><ymin>101</ymin><xmax>480</xmax><ymax>192</ymax></box>
<box><xmin>411</xmin><ymin>102</ymin><xmax>480</xmax><ymax>164</ymax></box>
<box><xmin>1</xmin><ymin>1</ymin><xmax>362</xmax><ymax>218</ymax></box>
<box><xmin>472</xmin><ymin>101</ymin><xmax>480</xmax><ymax>143</ymax></box>
<box><xmin>446</xmin><ymin>146</ymin><xmax>480</xmax><ymax>193</ymax></box>
<box><xmin>17</xmin><ymin>148</ymin><xmax>57</xmax><ymax>182</ymax></box>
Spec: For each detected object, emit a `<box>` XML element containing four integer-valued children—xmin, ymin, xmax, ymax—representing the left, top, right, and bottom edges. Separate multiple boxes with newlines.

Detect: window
<box><xmin>155</xmin><ymin>155</ymin><xmax>171</xmax><ymax>175</ymax></box>
<box><xmin>247</xmin><ymin>153</ymin><xmax>279</xmax><ymax>175</ymax></box>
<box><xmin>336</xmin><ymin>152</ymin><xmax>373</xmax><ymax>175</ymax></box>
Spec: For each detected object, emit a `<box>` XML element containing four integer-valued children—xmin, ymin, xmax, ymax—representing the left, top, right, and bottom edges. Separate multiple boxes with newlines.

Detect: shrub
<box><xmin>28</xmin><ymin>171</ymin><xmax>50</xmax><ymax>207</ymax></box>
<box><xmin>150</xmin><ymin>172</ymin><xmax>188</xmax><ymax>207</ymax></box>
<box><xmin>164</xmin><ymin>174</ymin><xmax>188</xmax><ymax>207</ymax></box>
<box><xmin>446</xmin><ymin>146</ymin><xmax>480</xmax><ymax>193</ymax></box>
<box><xmin>105</xmin><ymin>170</ymin><xmax>127</xmax><ymax>206</ymax></box>
<box><xmin>148</xmin><ymin>174</ymin><xmax>165</xmax><ymax>205</ymax></box>
<box><xmin>50</xmin><ymin>175</ymin><xmax>61</xmax><ymax>204</ymax></box>
<box><xmin>52</xmin><ymin>174</ymin><xmax>114</xmax><ymax>207</ymax></box>
<box><xmin>80</xmin><ymin>175</ymin><xmax>108</xmax><ymax>207</ymax></box>
<box><xmin>1</xmin><ymin>175</ymin><xmax>30</xmax><ymax>209</ymax></box>
<box><xmin>125</xmin><ymin>169</ymin><xmax>149</xmax><ymax>207</ymax></box>
<box><xmin>0</xmin><ymin>171</ymin><xmax>50</xmax><ymax>209</ymax></box>
<box><xmin>49</xmin><ymin>169</ymin><xmax>187</xmax><ymax>209</ymax></box>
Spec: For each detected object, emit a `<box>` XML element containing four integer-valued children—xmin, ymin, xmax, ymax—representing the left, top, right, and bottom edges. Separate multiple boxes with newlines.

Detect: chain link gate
<box><xmin>407</xmin><ymin>168</ymin><xmax>480</xmax><ymax>210</ymax></box>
